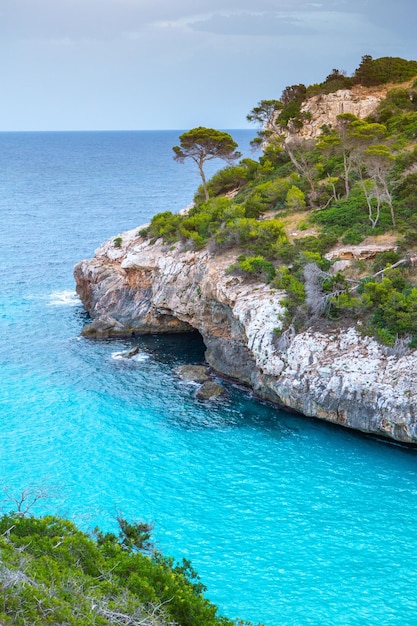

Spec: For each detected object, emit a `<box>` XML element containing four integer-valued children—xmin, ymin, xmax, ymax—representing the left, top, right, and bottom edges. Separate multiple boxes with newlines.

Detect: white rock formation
<box><xmin>296</xmin><ymin>87</ymin><xmax>385</xmax><ymax>138</ymax></box>
<box><xmin>74</xmin><ymin>230</ymin><xmax>417</xmax><ymax>444</ymax></box>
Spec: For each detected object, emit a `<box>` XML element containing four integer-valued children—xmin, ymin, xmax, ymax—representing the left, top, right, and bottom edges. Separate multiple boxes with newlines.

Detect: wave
<box><xmin>111</xmin><ymin>350</ymin><xmax>150</xmax><ymax>362</ymax></box>
<box><xmin>48</xmin><ymin>290</ymin><xmax>81</xmax><ymax>306</ymax></box>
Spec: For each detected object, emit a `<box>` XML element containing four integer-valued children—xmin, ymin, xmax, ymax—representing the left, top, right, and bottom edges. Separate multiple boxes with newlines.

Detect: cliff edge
<box><xmin>74</xmin><ymin>230</ymin><xmax>417</xmax><ymax>444</ymax></box>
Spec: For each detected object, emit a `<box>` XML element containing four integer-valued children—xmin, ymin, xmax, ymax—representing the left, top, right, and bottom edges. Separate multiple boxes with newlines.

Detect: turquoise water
<box><xmin>1</xmin><ymin>131</ymin><xmax>417</xmax><ymax>625</ymax></box>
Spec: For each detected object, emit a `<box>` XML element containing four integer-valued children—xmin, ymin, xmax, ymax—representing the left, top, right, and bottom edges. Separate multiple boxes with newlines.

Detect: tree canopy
<box><xmin>353</xmin><ymin>55</ymin><xmax>417</xmax><ymax>86</ymax></box>
<box><xmin>173</xmin><ymin>127</ymin><xmax>241</xmax><ymax>201</ymax></box>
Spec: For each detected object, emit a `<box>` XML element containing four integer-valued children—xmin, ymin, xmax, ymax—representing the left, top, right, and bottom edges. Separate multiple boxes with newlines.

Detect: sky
<box><xmin>0</xmin><ymin>0</ymin><xmax>416</xmax><ymax>131</ymax></box>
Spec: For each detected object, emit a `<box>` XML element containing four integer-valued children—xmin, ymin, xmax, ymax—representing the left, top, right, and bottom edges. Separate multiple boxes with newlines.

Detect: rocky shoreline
<box><xmin>74</xmin><ymin>228</ymin><xmax>417</xmax><ymax>444</ymax></box>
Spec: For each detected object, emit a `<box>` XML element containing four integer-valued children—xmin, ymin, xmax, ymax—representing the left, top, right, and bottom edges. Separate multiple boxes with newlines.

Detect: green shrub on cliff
<box><xmin>146</xmin><ymin>197</ymin><xmax>290</xmax><ymax>260</ymax></box>
<box><xmin>360</xmin><ymin>275</ymin><xmax>417</xmax><ymax>346</ymax></box>
<box><xmin>213</xmin><ymin>217</ymin><xmax>288</xmax><ymax>259</ymax></box>
<box><xmin>228</xmin><ymin>255</ymin><xmax>276</xmax><ymax>283</ymax></box>
<box><xmin>179</xmin><ymin>198</ymin><xmax>245</xmax><ymax>247</ymax></box>
<box><xmin>147</xmin><ymin>210</ymin><xmax>182</xmax><ymax>242</ymax></box>
<box><xmin>242</xmin><ymin>178</ymin><xmax>292</xmax><ymax>217</ymax></box>
<box><xmin>0</xmin><ymin>513</ymin><xmax>254</xmax><ymax>626</ymax></box>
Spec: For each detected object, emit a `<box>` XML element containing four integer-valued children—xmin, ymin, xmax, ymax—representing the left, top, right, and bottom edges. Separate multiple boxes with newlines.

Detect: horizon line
<box><xmin>0</xmin><ymin>127</ymin><xmax>254</xmax><ymax>134</ymax></box>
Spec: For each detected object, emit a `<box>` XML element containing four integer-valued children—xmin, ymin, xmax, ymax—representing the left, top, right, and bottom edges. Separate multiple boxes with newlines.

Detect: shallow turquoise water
<box><xmin>1</xmin><ymin>131</ymin><xmax>417</xmax><ymax>625</ymax></box>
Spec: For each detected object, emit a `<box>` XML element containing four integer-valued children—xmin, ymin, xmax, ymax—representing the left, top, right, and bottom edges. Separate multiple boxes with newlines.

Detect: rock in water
<box><xmin>122</xmin><ymin>346</ymin><xmax>140</xmax><ymax>358</ymax></box>
<box><xmin>176</xmin><ymin>365</ymin><xmax>210</xmax><ymax>382</ymax></box>
<box><xmin>81</xmin><ymin>315</ymin><xmax>128</xmax><ymax>338</ymax></box>
<box><xmin>196</xmin><ymin>381</ymin><xmax>225</xmax><ymax>400</ymax></box>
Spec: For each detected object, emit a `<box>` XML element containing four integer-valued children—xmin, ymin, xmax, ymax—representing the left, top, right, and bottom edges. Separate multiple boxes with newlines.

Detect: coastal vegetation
<box><xmin>144</xmin><ymin>55</ymin><xmax>417</xmax><ymax>349</ymax></box>
<box><xmin>0</xmin><ymin>506</ymin><xmax>254</xmax><ymax>626</ymax></box>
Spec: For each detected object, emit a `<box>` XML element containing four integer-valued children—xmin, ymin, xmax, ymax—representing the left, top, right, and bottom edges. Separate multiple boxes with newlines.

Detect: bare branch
<box><xmin>1</xmin><ymin>481</ymin><xmax>62</xmax><ymax>517</ymax></box>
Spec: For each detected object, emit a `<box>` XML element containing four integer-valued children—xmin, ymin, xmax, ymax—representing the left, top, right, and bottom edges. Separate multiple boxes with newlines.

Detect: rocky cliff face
<box><xmin>295</xmin><ymin>86</ymin><xmax>386</xmax><ymax>138</ymax></box>
<box><xmin>74</xmin><ymin>230</ymin><xmax>417</xmax><ymax>444</ymax></box>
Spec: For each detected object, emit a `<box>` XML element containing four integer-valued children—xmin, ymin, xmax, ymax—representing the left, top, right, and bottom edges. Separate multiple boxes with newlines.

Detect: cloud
<box><xmin>0</xmin><ymin>0</ymin><xmax>415</xmax><ymax>130</ymax></box>
<box><xmin>0</xmin><ymin>0</ymin><xmax>354</xmax><ymax>42</ymax></box>
<box><xmin>189</xmin><ymin>12</ymin><xmax>314</xmax><ymax>37</ymax></box>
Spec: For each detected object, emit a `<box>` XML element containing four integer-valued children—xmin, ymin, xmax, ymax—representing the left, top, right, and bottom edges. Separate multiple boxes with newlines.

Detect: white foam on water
<box><xmin>111</xmin><ymin>351</ymin><xmax>150</xmax><ymax>362</ymax></box>
<box><xmin>48</xmin><ymin>290</ymin><xmax>81</xmax><ymax>306</ymax></box>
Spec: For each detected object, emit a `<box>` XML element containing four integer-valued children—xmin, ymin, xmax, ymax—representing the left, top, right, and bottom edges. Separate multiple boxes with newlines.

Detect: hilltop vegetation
<box><xmin>143</xmin><ymin>55</ymin><xmax>417</xmax><ymax>349</ymax></box>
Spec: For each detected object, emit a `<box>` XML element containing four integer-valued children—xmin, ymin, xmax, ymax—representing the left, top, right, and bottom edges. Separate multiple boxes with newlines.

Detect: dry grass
<box><xmin>349</xmin><ymin>77</ymin><xmax>416</xmax><ymax>99</ymax></box>
<box><xmin>279</xmin><ymin>210</ymin><xmax>319</xmax><ymax>241</ymax></box>
<box><xmin>358</xmin><ymin>232</ymin><xmax>399</xmax><ymax>246</ymax></box>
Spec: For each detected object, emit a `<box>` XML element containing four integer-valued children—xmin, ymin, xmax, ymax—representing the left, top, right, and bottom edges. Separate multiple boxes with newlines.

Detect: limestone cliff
<box><xmin>74</xmin><ymin>230</ymin><xmax>417</xmax><ymax>444</ymax></box>
<box><xmin>293</xmin><ymin>85</ymin><xmax>387</xmax><ymax>139</ymax></box>
<box><xmin>280</xmin><ymin>83</ymin><xmax>413</xmax><ymax>140</ymax></box>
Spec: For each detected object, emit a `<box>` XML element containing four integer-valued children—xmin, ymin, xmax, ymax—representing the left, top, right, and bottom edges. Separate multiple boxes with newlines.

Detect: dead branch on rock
<box><xmin>273</xmin><ymin>324</ymin><xmax>296</xmax><ymax>352</ymax></box>
<box><xmin>303</xmin><ymin>263</ymin><xmax>334</xmax><ymax>317</ymax></box>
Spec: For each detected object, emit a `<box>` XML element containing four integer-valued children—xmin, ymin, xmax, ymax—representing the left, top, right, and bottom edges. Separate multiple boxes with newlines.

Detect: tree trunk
<box><xmin>199</xmin><ymin>160</ymin><xmax>209</xmax><ymax>201</ymax></box>
<box><xmin>377</xmin><ymin>171</ymin><xmax>396</xmax><ymax>228</ymax></box>
<box><xmin>343</xmin><ymin>150</ymin><xmax>351</xmax><ymax>199</ymax></box>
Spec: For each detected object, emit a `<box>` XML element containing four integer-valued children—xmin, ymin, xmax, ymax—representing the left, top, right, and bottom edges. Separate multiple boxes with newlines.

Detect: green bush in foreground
<box><xmin>0</xmin><ymin>514</ymin><xmax>256</xmax><ymax>626</ymax></box>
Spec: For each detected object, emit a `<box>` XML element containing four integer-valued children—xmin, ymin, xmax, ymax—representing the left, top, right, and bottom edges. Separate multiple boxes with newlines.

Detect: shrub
<box><xmin>0</xmin><ymin>514</ymin><xmax>246</xmax><ymax>626</ymax></box>
<box><xmin>278</xmin><ymin>100</ymin><xmax>303</xmax><ymax>127</ymax></box>
<box><xmin>306</xmin><ymin>70</ymin><xmax>354</xmax><ymax>97</ymax></box>
<box><xmin>277</xmin><ymin>84</ymin><xmax>307</xmax><ymax>128</ymax></box>
<box><xmin>293</xmin><ymin>234</ymin><xmax>338</xmax><ymax>256</ymax></box>
<box><xmin>272</xmin><ymin>266</ymin><xmax>305</xmax><ymax>303</ymax></box>
<box><xmin>374</xmin><ymin>87</ymin><xmax>417</xmax><ymax>124</ymax></box>
<box><xmin>148</xmin><ymin>211</ymin><xmax>182</xmax><ymax>242</ymax></box>
<box><xmin>299</xmin><ymin>251</ymin><xmax>332</xmax><ymax>271</ymax></box>
<box><xmin>260</xmin><ymin>143</ymin><xmax>291</xmax><ymax>167</ymax></box>
<box><xmin>396</xmin><ymin>172</ymin><xmax>417</xmax><ymax>211</ymax></box>
<box><xmin>244</xmin><ymin>219</ymin><xmax>289</xmax><ymax>258</ymax></box>
<box><xmin>147</xmin><ymin>199</ymin><xmax>248</xmax><ymax>248</ymax></box>
<box><xmin>285</xmin><ymin>185</ymin><xmax>306</xmax><ymax>211</ymax></box>
<box><xmin>229</xmin><ymin>255</ymin><xmax>276</xmax><ymax>282</ymax></box>
<box><xmin>310</xmin><ymin>186</ymin><xmax>396</xmax><ymax>239</ymax></box>
<box><xmin>311</xmin><ymin>197</ymin><xmax>364</xmax><ymax>236</ymax></box>
<box><xmin>243</xmin><ymin>178</ymin><xmax>290</xmax><ymax>217</ymax></box>
<box><xmin>341</xmin><ymin>225</ymin><xmax>366</xmax><ymax>245</ymax></box>
<box><xmin>387</xmin><ymin>112</ymin><xmax>417</xmax><ymax>139</ymax></box>
<box><xmin>361</xmin><ymin>276</ymin><xmax>417</xmax><ymax>342</ymax></box>
<box><xmin>189</xmin><ymin>199</ymin><xmax>246</xmax><ymax>247</ymax></box>
<box><xmin>372</xmin><ymin>250</ymin><xmax>401</xmax><ymax>273</ymax></box>
<box><xmin>213</xmin><ymin>217</ymin><xmax>288</xmax><ymax>258</ymax></box>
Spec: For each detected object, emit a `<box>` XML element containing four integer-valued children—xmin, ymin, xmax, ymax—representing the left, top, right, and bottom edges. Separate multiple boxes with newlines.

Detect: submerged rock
<box><xmin>176</xmin><ymin>364</ymin><xmax>210</xmax><ymax>383</ymax></box>
<box><xmin>196</xmin><ymin>381</ymin><xmax>225</xmax><ymax>400</ymax></box>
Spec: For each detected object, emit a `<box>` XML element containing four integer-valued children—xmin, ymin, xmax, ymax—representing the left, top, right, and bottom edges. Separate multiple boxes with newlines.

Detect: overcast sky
<box><xmin>1</xmin><ymin>0</ymin><xmax>416</xmax><ymax>131</ymax></box>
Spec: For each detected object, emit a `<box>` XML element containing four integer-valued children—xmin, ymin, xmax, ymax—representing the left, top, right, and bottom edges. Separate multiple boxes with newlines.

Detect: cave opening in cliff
<box><xmin>133</xmin><ymin>330</ymin><xmax>207</xmax><ymax>366</ymax></box>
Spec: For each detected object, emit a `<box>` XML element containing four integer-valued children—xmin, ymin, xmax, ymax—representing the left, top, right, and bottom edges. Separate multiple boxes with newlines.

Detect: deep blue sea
<box><xmin>1</xmin><ymin>130</ymin><xmax>417</xmax><ymax>625</ymax></box>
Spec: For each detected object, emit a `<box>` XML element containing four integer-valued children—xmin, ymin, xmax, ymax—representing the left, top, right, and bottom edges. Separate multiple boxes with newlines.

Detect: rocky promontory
<box><xmin>74</xmin><ymin>230</ymin><xmax>417</xmax><ymax>444</ymax></box>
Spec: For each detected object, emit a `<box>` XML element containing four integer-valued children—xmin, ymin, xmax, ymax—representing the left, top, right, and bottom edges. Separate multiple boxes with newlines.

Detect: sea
<box><xmin>1</xmin><ymin>130</ymin><xmax>417</xmax><ymax>625</ymax></box>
